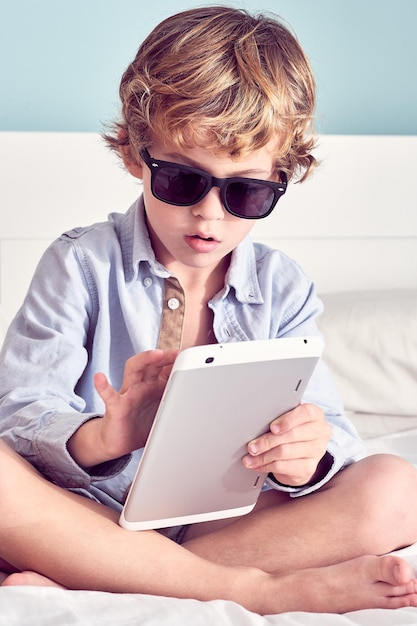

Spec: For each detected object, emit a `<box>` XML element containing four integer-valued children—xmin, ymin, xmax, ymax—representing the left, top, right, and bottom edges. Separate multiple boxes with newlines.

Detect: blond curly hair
<box><xmin>104</xmin><ymin>6</ymin><xmax>316</xmax><ymax>182</ymax></box>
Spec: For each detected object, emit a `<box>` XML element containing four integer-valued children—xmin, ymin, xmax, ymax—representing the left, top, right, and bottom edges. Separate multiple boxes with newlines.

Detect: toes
<box><xmin>383</xmin><ymin>591</ymin><xmax>417</xmax><ymax>610</ymax></box>
<box><xmin>375</xmin><ymin>555</ymin><xmax>414</xmax><ymax>586</ymax></box>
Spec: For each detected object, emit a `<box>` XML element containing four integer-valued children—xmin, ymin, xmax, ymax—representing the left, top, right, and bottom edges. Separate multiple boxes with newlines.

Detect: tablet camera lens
<box><xmin>205</xmin><ymin>357</ymin><xmax>214</xmax><ymax>364</ymax></box>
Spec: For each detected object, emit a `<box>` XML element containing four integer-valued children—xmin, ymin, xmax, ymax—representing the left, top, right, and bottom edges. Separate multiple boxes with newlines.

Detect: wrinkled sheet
<box><xmin>1</xmin><ymin>586</ymin><xmax>417</xmax><ymax>626</ymax></box>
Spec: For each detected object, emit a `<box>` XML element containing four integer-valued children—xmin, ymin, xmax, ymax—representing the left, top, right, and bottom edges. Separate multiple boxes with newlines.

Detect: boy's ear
<box><xmin>119</xmin><ymin>143</ymin><xmax>144</xmax><ymax>179</ymax></box>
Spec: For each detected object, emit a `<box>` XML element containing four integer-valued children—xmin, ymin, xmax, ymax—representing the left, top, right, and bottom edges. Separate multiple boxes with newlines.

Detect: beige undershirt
<box><xmin>155</xmin><ymin>276</ymin><xmax>187</xmax><ymax>540</ymax></box>
<box><xmin>157</xmin><ymin>276</ymin><xmax>186</xmax><ymax>351</ymax></box>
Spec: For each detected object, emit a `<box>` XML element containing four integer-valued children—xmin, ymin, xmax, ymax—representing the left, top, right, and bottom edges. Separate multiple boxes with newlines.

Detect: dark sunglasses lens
<box><xmin>225</xmin><ymin>181</ymin><xmax>275</xmax><ymax>218</ymax></box>
<box><xmin>153</xmin><ymin>166</ymin><xmax>208</xmax><ymax>205</ymax></box>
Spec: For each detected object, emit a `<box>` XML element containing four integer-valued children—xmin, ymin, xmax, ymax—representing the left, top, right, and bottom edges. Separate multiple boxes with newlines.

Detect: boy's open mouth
<box><xmin>192</xmin><ymin>234</ymin><xmax>214</xmax><ymax>241</ymax></box>
<box><xmin>190</xmin><ymin>233</ymin><xmax>217</xmax><ymax>241</ymax></box>
<box><xmin>185</xmin><ymin>233</ymin><xmax>221</xmax><ymax>252</ymax></box>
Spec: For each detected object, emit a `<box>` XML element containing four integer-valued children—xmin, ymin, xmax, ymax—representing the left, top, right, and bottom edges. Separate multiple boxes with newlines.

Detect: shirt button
<box><xmin>143</xmin><ymin>277</ymin><xmax>153</xmax><ymax>288</ymax></box>
<box><xmin>167</xmin><ymin>297</ymin><xmax>180</xmax><ymax>310</ymax></box>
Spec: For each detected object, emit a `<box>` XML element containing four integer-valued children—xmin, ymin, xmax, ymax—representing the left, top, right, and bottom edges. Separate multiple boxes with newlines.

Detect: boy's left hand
<box><xmin>242</xmin><ymin>403</ymin><xmax>332</xmax><ymax>487</ymax></box>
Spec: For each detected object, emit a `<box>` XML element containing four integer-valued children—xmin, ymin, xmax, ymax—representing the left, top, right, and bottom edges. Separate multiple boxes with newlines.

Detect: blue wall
<box><xmin>1</xmin><ymin>0</ymin><xmax>416</xmax><ymax>135</ymax></box>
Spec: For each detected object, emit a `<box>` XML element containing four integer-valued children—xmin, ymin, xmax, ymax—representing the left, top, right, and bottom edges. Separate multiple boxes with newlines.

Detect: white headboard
<box><xmin>1</xmin><ymin>132</ymin><xmax>416</xmax><ymax>324</ymax></box>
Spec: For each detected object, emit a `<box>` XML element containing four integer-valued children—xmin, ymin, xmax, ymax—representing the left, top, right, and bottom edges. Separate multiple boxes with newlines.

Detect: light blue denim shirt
<box><xmin>0</xmin><ymin>198</ymin><xmax>364</xmax><ymax>510</ymax></box>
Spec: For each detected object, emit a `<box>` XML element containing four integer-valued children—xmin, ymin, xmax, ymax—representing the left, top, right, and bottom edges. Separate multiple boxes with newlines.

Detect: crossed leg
<box><xmin>1</xmin><ymin>439</ymin><xmax>417</xmax><ymax>614</ymax></box>
<box><xmin>182</xmin><ymin>453</ymin><xmax>417</xmax><ymax>573</ymax></box>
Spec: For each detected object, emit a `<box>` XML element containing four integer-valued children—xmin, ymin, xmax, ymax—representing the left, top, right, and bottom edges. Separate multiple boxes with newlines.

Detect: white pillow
<box><xmin>317</xmin><ymin>290</ymin><xmax>417</xmax><ymax>416</ymax></box>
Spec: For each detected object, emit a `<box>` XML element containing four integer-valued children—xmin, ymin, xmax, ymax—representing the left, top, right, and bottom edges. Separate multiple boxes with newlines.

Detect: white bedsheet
<box><xmin>1</xmin><ymin>586</ymin><xmax>417</xmax><ymax>626</ymax></box>
<box><xmin>2</xmin><ymin>543</ymin><xmax>417</xmax><ymax>626</ymax></box>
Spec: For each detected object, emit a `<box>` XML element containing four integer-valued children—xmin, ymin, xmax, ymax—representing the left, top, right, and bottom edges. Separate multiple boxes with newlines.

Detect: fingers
<box><xmin>269</xmin><ymin>402</ymin><xmax>328</xmax><ymax>438</ymax></box>
<box><xmin>120</xmin><ymin>349</ymin><xmax>178</xmax><ymax>393</ymax></box>
<box><xmin>249</xmin><ymin>403</ymin><xmax>331</xmax><ymax>456</ymax></box>
<box><xmin>243</xmin><ymin>403</ymin><xmax>332</xmax><ymax>486</ymax></box>
<box><xmin>243</xmin><ymin>438</ymin><xmax>325</xmax><ymax>487</ymax></box>
<box><xmin>250</xmin><ymin>404</ymin><xmax>329</xmax><ymax>454</ymax></box>
<box><xmin>91</xmin><ymin>350</ymin><xmax>179</xmax><ymax>459</ymax></box>
<box><xmin>94</xmin><ymin>349</ymin><xmax>178</xmax><ymax>426</ymax></box>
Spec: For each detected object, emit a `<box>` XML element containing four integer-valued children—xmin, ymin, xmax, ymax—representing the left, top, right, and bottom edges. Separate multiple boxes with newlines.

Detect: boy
<box><xmin>1</xmin><ymin>6</ymin><xmax>417</xmax><ymax>614</ymax></box>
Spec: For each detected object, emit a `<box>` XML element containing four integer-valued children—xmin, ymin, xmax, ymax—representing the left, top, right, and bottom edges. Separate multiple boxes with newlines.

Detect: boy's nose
<box><xmin>191</xmin><ymin>188</ymin><xmax>225</xmax><ymax>221</ymax></box>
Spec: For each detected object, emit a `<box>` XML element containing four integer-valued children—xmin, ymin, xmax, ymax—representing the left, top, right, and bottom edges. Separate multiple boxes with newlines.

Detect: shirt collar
<box><xmin>117</xmin><ymin>197</ymin><xmax>171</xmax><ymax>281</ymax></box>
<box><xmin>223</xmin><ymin>237</ymin><xmax>264</xmax><ymax>304</ymax></box>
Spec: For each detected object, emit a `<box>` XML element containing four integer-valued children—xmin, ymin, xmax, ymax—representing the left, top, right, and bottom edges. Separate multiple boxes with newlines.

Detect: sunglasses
<box><xmin>140</xmin><ymin>148</ymin><xmax>287</xmax><ymax>219</ymax></box>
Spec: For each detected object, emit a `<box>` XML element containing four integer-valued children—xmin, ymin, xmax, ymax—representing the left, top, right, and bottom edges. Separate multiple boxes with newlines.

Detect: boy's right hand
<box><xmin>67</xmin><ymin>349</ymin><xmax>178</xmax><ymax>469</ymax></box>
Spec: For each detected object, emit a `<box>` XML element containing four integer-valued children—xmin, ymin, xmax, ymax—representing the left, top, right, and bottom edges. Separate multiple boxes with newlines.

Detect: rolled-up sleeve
<box><xmin>0</xmin><ymin>236</ymin><xmax>130</xmax><ymax>489</ymax></box>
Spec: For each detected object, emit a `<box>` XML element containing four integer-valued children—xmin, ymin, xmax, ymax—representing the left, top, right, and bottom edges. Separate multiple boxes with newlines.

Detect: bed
<box><xmin>0</xmin><ymin>132</ymin><xmax>416</xmax><ymax>625</ymax></box>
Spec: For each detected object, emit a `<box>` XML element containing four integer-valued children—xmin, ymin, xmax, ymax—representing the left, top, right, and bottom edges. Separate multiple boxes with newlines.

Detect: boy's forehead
<box><xmin>152</xmin><ymin>132</ymin><xmax>283</xmax><ymax>163</ymax></box>
<box><xmin>149</xmin><ymin>136</ymin><xmax>283</xmax><ymax>177</ymax></box>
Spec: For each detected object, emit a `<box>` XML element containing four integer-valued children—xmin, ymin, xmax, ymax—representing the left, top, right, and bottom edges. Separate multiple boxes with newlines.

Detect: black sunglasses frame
<box><xmin>140</xmin><ymin>148</ymin><xmax>287</xmax><ymax>220</ymax></box>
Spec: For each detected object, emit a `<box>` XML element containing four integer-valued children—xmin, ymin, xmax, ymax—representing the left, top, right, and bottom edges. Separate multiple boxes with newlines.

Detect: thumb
<box><xmin>94</xmin><ymin>372</ymin><xmax>118</xmax><ymax>405</ymax></box>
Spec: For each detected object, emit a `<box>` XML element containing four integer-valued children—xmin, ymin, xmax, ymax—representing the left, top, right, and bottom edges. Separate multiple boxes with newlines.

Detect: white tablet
<box><xmin>120</xmin><ymin>336</ymin><xmax>323</xmax><ymax>531</ymax></box>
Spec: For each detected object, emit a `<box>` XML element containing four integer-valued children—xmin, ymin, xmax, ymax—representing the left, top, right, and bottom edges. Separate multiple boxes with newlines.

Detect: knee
<box><xmin>353</xmin><ymin>454</ymin><xmax>417</xmax><ymax>545</ymax></box>
<box><xmin>359</xmin><ymin>454</ymin><xmax>417</xmax><ymax>499</ymax></box>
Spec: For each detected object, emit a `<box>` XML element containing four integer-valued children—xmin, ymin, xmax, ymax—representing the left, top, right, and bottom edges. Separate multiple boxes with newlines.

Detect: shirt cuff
<box><xmin>33</xmin><ymin>412</ymin><xmax>131</xmax><ymax>490</ymax></box>
<box><xmin>265</xmin><ymin>444</ymin><xmax>350</xmax><ymax>497</ymax></box>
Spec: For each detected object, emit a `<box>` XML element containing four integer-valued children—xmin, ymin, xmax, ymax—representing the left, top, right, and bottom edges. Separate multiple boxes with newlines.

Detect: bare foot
<box><xmin>258</xmin><ymin>554</ymin><xmax>417</xmax><ymax>614</ymax></box>
<box><xmin>1</xmin><ymin>571</ymin><xmax>65</xmax><ymax>589</ymax></box>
